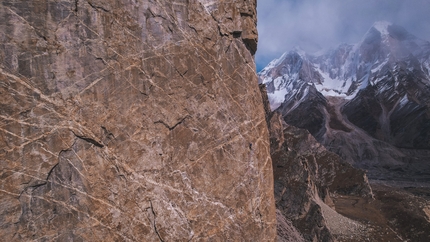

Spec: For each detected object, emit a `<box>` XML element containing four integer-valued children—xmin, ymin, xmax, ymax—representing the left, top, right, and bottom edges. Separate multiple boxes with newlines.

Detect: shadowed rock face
<box><xmin>277</xmin><ymin>84</ymin><xmax>328</xmax><ymax>139</ymax></box>
<box><xmin>260</xmin><ymin>84</ymin><xmax>372</xmax><ymax>242</ymax></box>
<box><xmin>268</xmin><ymin>112</ymin><xmax>372</xmax><ymax>242</ymax></box>
<box><xmin>0</xmin><ymin>1</ymin><xmax>276</xmax><ymax>241</ymax></box>
<box><xmin>343</xmin><ymin>68</ymin><xmax>430</xmax><ymax>150</ymax></box>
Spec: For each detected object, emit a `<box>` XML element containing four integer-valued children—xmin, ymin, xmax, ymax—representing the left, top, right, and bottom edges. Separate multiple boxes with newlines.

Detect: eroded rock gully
<box><xmin>260</xmin><ymin>84</ymin><xmax>374</xmax><ymax>241</ymax></box>
<box><xmin>269</xmin><ymin>115</ymin><xmax>374</xmax><ymax>242</ymax></box>
<box><xmin>0</xmin><ymin>0</ymin><xmax>276</xmax><ymax>241</ymax></box>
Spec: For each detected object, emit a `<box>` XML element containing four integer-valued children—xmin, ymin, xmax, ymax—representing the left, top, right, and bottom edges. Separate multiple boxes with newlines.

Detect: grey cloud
<box><xmin>256</xmin><ymin>0</ymin><xmax>430</xmax><ymax>71</ymax></box>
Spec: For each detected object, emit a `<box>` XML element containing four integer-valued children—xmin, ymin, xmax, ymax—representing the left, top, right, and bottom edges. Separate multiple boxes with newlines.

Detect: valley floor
<box><xmin>331</xmin><ymin>180</ymin><xmax>430</xmax><ymax>242</ymax></box>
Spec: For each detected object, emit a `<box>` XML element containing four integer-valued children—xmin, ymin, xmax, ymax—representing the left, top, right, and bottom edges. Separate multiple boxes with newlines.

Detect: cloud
<box><xmin>256</xmin><ymin>0</ymin><xmax>430</xmax><ymax>71</ymax></box>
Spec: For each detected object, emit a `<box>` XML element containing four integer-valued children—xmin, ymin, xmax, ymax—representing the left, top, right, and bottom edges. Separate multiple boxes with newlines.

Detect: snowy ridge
<box><xmin>259</xmin><ymin>52</ymin><xmax>289</xmax><ymax>78</ymax></box>
<box><xmin>258</xmin><ymin>22</ymin><xmax>430</xmax><ymax>186</ymax></box>
<box><xmin>259</xmin><ymin>21</ymin><xmax>430</xmax><ymax>111</ymax></box>
<box><xmin>265</xmin><ymin>72</ymin><xmax>302</xmax><ymax>110</ymax></box>
<box><xmin>372</xmin><ymin>21</ymin><xmax>391</xmax><ymax>36</ymax></box>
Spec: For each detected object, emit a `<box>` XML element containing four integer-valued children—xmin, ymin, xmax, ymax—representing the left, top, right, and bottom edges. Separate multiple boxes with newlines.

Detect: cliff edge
<box><xmin>0</xmin><ymin>1</ymin><xmax>276</xmax><ymax>240</ymax></box>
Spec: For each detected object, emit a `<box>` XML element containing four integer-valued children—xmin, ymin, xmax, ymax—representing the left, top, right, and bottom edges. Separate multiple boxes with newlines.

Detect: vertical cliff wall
<box><xmin>0</xmin><ymin>0</ymin><xmax>276</xmax><ymax>240</ymax></box>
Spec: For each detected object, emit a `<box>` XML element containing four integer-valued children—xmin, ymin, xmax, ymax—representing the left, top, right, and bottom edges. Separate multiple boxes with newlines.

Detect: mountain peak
<box><xmin>372</xmin><ymin>21</ymin><xmax>392</xmax><ymax>35</ymax></box>
<box><xmin>361</xmin><ymin>21</ymin><xmax>414</xmax><ymax>46</ymax></box>
<box><xmin>292</xmin><ymin>46</ymin><xmax>307</xmax><ymax>55</ymax></box>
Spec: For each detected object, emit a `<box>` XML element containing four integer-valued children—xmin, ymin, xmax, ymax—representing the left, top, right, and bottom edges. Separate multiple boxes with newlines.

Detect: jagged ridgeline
<box><xmin>0</xmin><ymin>1</ymin><xmax>277</xmax><ymax>241</ymax></box>
<box><xmin>260</xmin><ymin>21</ymin><xmax>430</xmax><ymax>180</ymax></box>
<box><xmin>260</xmin><ymin>21</ymin><xmax>430</xmax><ymax>241</ymax></box>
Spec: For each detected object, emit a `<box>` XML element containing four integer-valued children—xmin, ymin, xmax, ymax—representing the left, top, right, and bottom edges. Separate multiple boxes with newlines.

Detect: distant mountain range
<box><xmin>259</xmin><ymin>21</ymin><xmax>430</xmax><ymax>180</ymax></box>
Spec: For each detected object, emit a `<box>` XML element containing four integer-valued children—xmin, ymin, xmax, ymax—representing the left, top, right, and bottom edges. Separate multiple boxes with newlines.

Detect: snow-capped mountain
<box><xmin>259</xmin><ymin>21</ymin><xmax>430</xmax><ymax>179</ymax></box>
<box><xmin>260</xmin><ymin>21</ymin><xmax>430</xmax><ymax>108</ymax></box>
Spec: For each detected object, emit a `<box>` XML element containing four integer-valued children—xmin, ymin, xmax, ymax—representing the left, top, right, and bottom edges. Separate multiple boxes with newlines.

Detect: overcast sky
<box><xmin>255</xmin><ymin>0</ymin><xmax>430</xmax><ymax>71</ymax></box>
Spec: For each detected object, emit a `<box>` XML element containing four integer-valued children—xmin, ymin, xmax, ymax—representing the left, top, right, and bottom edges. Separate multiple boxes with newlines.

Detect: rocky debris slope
<box><xmin>260</xmin><ymin>84</ymin><xmax>372</xmax><ymax>241</ymax></box>
<box><xmin>259</xmin><ymin>22</ymin><xmax>430</xmax><ymax>180</ymax></box>
<box><xmin>0</xmin><ymin>0</ymin><xmax>276</xmax><ymax>241</ymax></box>
<box><xmin>333</xmin><ymin>181</ymin><xmax>430</xmax><ymax>242</ymax></box>
<box><xmin>276</xmin><ymin>209</ymin><xmax>306</xmax><ymax>242</ymax></box>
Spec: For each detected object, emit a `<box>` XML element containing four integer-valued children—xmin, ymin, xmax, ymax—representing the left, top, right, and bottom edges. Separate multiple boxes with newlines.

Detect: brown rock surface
<box><xmin>0</xmin><ymin>0</ymin><xmax>276</xmax><ymax>241</ymax></box>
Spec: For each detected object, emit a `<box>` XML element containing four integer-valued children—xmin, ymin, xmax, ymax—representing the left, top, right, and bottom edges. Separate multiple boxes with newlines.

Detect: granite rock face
<box><xmin>0</xmin><ymin>0</ymin><xmax>276</xmax><ymax>241</ymax></box>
